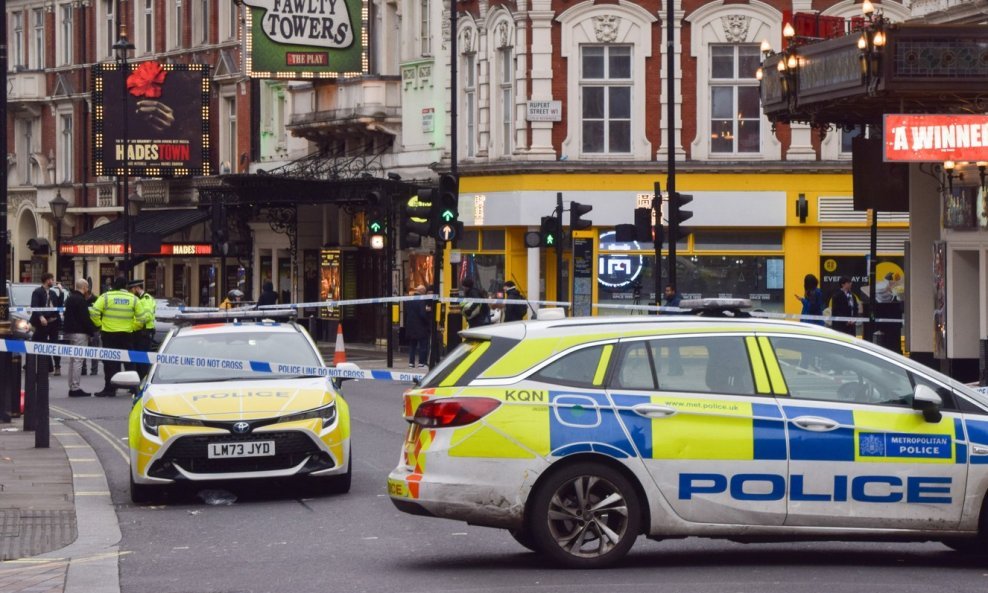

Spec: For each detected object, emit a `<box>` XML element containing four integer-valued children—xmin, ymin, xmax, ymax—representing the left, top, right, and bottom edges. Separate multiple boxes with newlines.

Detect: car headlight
<box><xmin>141</xmin><ymin>409</ymin><xmax>204</xmax><ymax>437</ymax></box>
<box><xmin>278</xmin><ymin>402</ymin><xmax>337</xmax><ymax>429</ymax></box>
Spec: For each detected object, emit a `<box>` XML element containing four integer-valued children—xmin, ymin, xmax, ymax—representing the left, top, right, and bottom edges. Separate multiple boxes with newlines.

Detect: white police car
<box><xmin>388</xmin><ymin>302</ymin><xmax>988</xmax><ymax>567</ymax></box>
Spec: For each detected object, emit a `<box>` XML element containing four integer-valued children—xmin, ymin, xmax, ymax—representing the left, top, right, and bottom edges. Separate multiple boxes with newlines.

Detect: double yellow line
<box><xmin>50</xmin><ymin>405</ymin><xmax>130</xmax><ymax>465</ymax></box>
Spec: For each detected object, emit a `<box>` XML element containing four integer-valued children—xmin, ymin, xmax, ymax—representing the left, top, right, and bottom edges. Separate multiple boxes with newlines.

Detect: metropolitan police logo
<box><xmin>232</xmin><ymin>421</ymin><xmax>251</xmax><ymax>434</ymax></box>
<box><xmin>859</xmin><ymin>433</ymin><xmax>886</xmax><ymax>457</ymax></box>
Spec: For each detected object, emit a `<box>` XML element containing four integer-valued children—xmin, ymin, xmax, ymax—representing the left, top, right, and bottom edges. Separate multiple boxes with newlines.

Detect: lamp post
<box><xmin>50</xmin><ymin>191</ymin><xmax>69</xmax><ymax>284</ymax></box>
<box><xmin>113</xmin><ymin>27</ymin><xmax>135</xmax><ymax>277</ymax></box>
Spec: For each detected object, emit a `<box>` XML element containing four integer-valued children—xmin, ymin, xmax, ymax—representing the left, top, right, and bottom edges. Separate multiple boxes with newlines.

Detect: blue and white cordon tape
<box><xmin>0</xmin><ymin>338</ymin><xmax>424</xmax><ymax>383</ymax></box>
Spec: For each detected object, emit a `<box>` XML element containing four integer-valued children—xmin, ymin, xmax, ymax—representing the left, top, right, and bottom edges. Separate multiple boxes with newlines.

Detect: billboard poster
<box><xmin>244</xmin><ymin>0</ymin><xmax>369</xmax><ymax>78</ymax></box>
<box><xmin>883</xmin><ymin>114</ymin><xmax>988</xmax><ymax>162</ymax></box>
<box><xmin>820</xmin><ymin>256</ymin><xmax>905</xmax><ymax>306</ymax></box>
<box><xmin>320</xmin><ymin>249</ymin><xmax>342</xmax><ymax>320</ymax></box>
<box><xmin>92</xmin><ymin>62</ymin><xmax>210</xmax><ymax>177</ymax></box>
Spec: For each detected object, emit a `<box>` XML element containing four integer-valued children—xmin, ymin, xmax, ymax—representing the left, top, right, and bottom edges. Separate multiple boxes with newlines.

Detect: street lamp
<box><xmin>50</xmin><ymin>190</ymin><xmax>69</xmax><ymax>283</ymax></box>
<box><xmin>113</xmin><ymin>26</ymin><xmax>135</xmax><ymax>277</ymax></box>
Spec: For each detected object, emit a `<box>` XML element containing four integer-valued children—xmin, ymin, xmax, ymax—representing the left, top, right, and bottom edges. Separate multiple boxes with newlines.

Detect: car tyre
<box><xmin>130</xmin><ymin>474</ymin><xmax>161</xmax><ymax>504</ymax></box>
<box><xmin>509</xmin><ymin>528</ymin><xmax>538</xmax><ymax>552</ymax></box>
<box><xmin>312</xmin><ymin>452</ymin><xmax>352</xmax><ymax>496</ymax></box>
<box><xmin>529</xmin><ymin>462</ymin><xmax>641</xmax><ymax>568</ymax></box>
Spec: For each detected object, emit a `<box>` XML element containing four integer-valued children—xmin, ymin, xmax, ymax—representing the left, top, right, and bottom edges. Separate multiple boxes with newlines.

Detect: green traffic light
<box><xmin>546</xmin><ymin>235</ymin><xmax>555</xmax><ymax>245</ymax></box>
<box><xmin>370</xmin><ymin>221</ymin><xmax>382</xmax><ymax>233</ymax></box>
<box><xmin>442</xmin><ymin>210</ymin><xmax>455</xmax><ymax>222</ymax></box>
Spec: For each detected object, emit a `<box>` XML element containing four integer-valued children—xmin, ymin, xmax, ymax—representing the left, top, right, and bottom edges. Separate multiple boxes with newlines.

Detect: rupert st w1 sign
<box><xmin>244</xmin><ymin>0</ymin><xmax>369</xmax><ymax>78</ymax></box>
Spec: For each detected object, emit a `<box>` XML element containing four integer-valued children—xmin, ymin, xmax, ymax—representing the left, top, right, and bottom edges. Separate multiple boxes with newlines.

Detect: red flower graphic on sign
<box><xmin>127</xmin><ymin>61</ymin><xmax>167</xmax><ymax>98</ymax></box>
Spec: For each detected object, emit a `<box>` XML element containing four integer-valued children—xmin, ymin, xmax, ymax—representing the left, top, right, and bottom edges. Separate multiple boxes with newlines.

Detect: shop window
<box><xmin>480</xmin><ymin>230</ymin><xmax>505</xmax><ymax>250</ymax></box>
<box><xmin>458</xmin><ymin>230</ymin><xmax>480</xmax><ymax>251</ymax></box>
<box><xmin>692</xmin><ymin>231</ymin><xmax>783</xmax><ymax>251</ymax></box>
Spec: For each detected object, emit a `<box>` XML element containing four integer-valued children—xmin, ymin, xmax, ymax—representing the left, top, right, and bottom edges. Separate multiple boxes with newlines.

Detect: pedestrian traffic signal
<box><xmin>404</xmin><ymin>189</ymin><xmax>439</xmax><ymax>244</ymax></box>
<box><xmin>570</xmin><ymin>202</ymin><xmax>593</xmax><ymax>230</ymax></box>
<box><xmin>634</xmin><ymin>207</ymin><xmax>653</xmax><ymax>243</ymax></box>
<box><xmin>438</xmin><ymin>173</ymin><xmax>459</xmax><ymax>226</ymax></box>
<box><xmin>540</xmin><ymin>216</ymin><xmax>561</xmax><ymax>248</ymax></box>
<box><xmin>668</xmin><ymin>192</ymin><xmax>693</xmax><ymax>243</ymax></box>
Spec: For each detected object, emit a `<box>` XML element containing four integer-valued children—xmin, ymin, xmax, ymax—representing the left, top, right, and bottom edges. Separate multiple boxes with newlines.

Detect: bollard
<box><xmin>23</xmin><ymin>354</ymin><xmax>37</xmax><ymax>431</ymax></box>
<box><xmin>34</xmin><ymin>354</ymin><xmax>49</xmax><ymax>448</ymax></box>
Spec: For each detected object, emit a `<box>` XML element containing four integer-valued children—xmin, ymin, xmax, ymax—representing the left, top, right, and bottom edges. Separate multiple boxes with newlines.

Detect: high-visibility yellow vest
<box><xmin>138</xmin><ymin>292</ymin><xmax>157</xmax><ymax>330</ymax></box>
<box><xmin>90</xmin><ymin>289</ymin><xmax>143</xmax><ymax>333</ymax></box>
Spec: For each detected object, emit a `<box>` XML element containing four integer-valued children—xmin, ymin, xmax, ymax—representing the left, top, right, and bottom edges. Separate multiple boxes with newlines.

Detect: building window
<box><xmin>710</xmin><ymin>44</ymin><xmax>760</xmax><ymax>154</ymax></box>
<box><xmin>841</xmin><ymin>126</ymin><xmax>865</xmax><ymax>155</ymax></box>
<box><xmin>221</xmin><ymin>96</ymin><xmax>237</xmax><ymax>171</ymax></box>
<box><xmin>17</xmin><ymin>118</ymin><xmax>37</xmax><ymax>185</ymax></box>
<box><xmin>139</xmin><ymin>0</ymin><xmax>154</xmax><ymax>54</ymax></box>
<box><xmin>170</xmin><ymin>0</ymin><xmax>184</xmax><ymax>49</ymax></box>
<box><xmin>419</xmin><ymin>0</ymin><xmax>430</xmax><ymax>56</ymax></box>
<box><xmin>221</xmin><ymin>0</ymin><xmax>240</xmax><ymax>40</ymax></box>
<box><xmin>463</xmin><ymin>52</ymin><xmax>476</xmax><ymax>158</ymax></box>
<box><xmin>59</xmin><ymin>4</ymin><xmax>73</xmax><ymax>66</ymax></box>
<box><xmin>30</xmin><ymin>8</ymin><xmax>44</xmax><ymax>70</ymax></box>
<box><xmin>498</xmin><ymin>47</ymin><xmax>513</xmax><ymax>157</ymax></box>
<box><xmin>196</xmin><ymin>0</ymin><xmax>209</xmax><ymax>45</ymax></box>
<box><xmin>12</xmin><ymin>12</ymin><xmax>25</xmax><ymax>69</ymax></box>
<box><xmin>59</xmin><ymin>114</ymin><xmax>73</xmax><ymax>183</ymax></box>
<box><xmin>581</xmin><ymin>45</ymin><xmax>631</xmax><ymax>154</ymax></box>
<box><xmin>101</xmin><ymin>0</ymin><xmax>115</xmax><ymax>59</ymax></box>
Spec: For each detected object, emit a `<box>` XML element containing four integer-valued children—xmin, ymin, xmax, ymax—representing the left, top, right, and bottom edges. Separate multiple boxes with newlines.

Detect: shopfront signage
<box><xmin>884</xmin><ymin>114</ymin><xmax>988</xmax><ymax>162</ymax></box>
<box><xmin>526</xmin><ymin>100</ymin><xmax>562</xmax><ymax>122</ymax></box>
<box><xmin>597</xmin><ymin>231</ymin><xmax>643</xmax><ymax>289</ymax></box>
<box><xmin>60</xmin><ymin>243</ymin><xmax>213</xmax><ymax>256</ymax></box>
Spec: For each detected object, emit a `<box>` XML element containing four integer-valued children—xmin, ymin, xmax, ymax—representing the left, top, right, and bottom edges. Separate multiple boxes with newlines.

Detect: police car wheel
<box><xmin>311</xmin><ymin>452</ymin><xmax>352</xmax><ymax>495</ymax></box>
<box><xmin>130</xmin><ymin>474</ymin><xmax>162</xmax><ymax>504</ymax></box>
<box><xmin>509</xmin><ymin>528</ymin><xmax>538</xmax><ymax>552</ymax></box>
<box><xmin>530</xmin><ymin>463</ymin><xmax>641</xmax><ymax>568</ymax></box>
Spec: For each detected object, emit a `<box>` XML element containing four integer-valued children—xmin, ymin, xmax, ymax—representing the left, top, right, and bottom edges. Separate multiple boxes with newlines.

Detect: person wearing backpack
<box><xmin>460</xmin><ymin>277</ymin><xmax>491</xmax><ymax>328</ymax></box>
<box><xmin>502</xmin><ymin>281</ymin><xmax>528</xmax><ymax>322</ymax></box>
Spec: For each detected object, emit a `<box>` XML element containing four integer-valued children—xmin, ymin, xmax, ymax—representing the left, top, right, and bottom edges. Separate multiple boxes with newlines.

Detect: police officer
<box><xmin>130</xmin><ymin>279</ymin><xmax>157</xmax><ymax>380</ymax></box>
<box><xmin>90</xmin><ymin>276</ymin><xmax>145</xmax><ymax>396</ymax></box>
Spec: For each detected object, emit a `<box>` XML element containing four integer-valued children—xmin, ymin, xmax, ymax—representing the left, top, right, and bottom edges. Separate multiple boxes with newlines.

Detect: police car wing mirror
<box><xmin>111</xmin><ymin>370</ymin><xmax>141</xmax><ymax>388</ymax></box>
<box><xmin>332</xmin><ymin>362</ymin><xmax>362</xmax><ymax>390</ymax></box>
<box><xmin>912</xmin><ymin>384</ymin><xmax>943</xmax><ymax>423</ymax></box>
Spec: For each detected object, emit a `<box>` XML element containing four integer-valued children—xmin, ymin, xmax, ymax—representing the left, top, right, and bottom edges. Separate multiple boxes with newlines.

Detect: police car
<box><xmin>388</xmin><ymin>301</ymin><xmax>988</xmax><ymax>568</ymax></box>
<box><xmin>119</xmin><ymin>313</ymin><xmax>352</xmax><ymax>503</ymax></box>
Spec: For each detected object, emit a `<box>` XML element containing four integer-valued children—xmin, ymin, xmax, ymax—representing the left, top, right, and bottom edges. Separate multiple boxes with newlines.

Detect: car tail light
<box><xmin>412</xmin><ymin>397</ymin><xmax>501</xmax><ymax>428</ymax></box>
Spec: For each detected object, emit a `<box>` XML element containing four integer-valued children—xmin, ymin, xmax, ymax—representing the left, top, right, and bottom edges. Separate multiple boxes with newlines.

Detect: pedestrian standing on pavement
<box><xmin>256</xmin><ymin>280</ymin><xmax>279</xmax><ymax>308</ymax></box>
<box><xmin>64</xmin><ymin>278</ymin><xmax>99</xmax><ymax>397</ymax></box>
<box><xmin>84</xmin><ymin>283</ymin><xmax>100</xmax><ymax>376</ymax></box>
<box><xmin>49</xmin><ymin>282</ymin><xmax>65</xmax><ymax>375</ymax></box>
<box><xmin>829</xmin><ymin>276</ymin><xmax>860</xmax><ymax>336</ymax></box>
<box><xmin>29</xmin><ymin>274</ymin><xmax>59</xmax><ymax>369</ymax></box>
<box><xmin>460</xmin><ymin>277</ymin><xmax>491</xmax><ymax>328</ymax></box>
<box><xmin>502</xmin><ymin>281</ymin><xmax>528</xmax><ymax>322</ymax></box>
<box><xmin>130</xmin><ymin>279</ymin><xmax>157</xmax><ymax>380</ymax></box>
<box><xmin>404</xmin><ymin>285</ymin><xmax>431</xmax><ymax>368</ymax></box>
<box><xmin>90</xmin><ymin>275</ymin><xmax>145</xmax><ymax>397</ymax></box>
<box><xmin>796</xmin><ymin>273</ymin><xmax>826</xmax><ymax>326</ymax></box>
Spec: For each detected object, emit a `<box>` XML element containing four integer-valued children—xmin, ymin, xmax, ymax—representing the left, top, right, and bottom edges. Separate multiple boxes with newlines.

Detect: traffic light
<box><xmin>668</xmin><ymin>192</ymin><xmax>694</xmax><ymax>243</ymax></box>
<box><xmin>570</xmin><ymin>202</ymin><xmax>593</xmax><ymax>230</ymax></box>
<box><xmin>438</xmin><ymin>173</ymin><xmax>459</xmax><ymax>225</ymax></box>
<box><xmin>634</xmin><ymin>207</ymin><xmax>653</xmax><ymax>243</ymax></box>
<box><xmin>540</xmin><ymin>216</ymin><xmax>561</xmax><ymax>248</ymax></box>
<box><xmin>404</xmin><ymin>189</ymin><xmax>437</xmax><ymax>238</ymax></box>
<box><xmin>365</xmin><ymin>190</ymin><xmax>386</xmax><ymax>235</ymax></box>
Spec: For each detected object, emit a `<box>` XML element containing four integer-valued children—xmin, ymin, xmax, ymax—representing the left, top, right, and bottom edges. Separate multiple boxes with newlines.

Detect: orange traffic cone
<box><xmin>333</xmin><ymin>324</ymin><xmax>347</xmax><ymax>365</ymax></box>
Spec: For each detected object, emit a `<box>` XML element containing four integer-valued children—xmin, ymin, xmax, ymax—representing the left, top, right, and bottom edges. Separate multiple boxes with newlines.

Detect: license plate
<box><xmin>207</xmin><ymin>441</ymin><xmax>276</xmax><ymax>459</ymax></box>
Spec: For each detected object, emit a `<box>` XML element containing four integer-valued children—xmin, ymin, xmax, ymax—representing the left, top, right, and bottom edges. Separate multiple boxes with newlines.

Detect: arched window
<box><xmin>459</xmin><ymin>24</ymin><xmax>479</xmax><ymax>159</ymax></box>
<box><xmin>489</xmin><ymin>16</ymin><xmax>515</xmax><ymax>158</ymax></box>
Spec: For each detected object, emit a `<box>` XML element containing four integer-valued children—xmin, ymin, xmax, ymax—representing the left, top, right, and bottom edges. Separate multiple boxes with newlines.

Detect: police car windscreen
<box><xmin>154</xmin><ymin>332</ymin><xmax>323</xmax><ymax>383</ymax></box>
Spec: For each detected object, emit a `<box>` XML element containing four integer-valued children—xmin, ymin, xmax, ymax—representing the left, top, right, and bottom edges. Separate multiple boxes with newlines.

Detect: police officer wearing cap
<box><xmin>130</xmin><ymin>279</ymin><xmax>157</xmax><ymax>380</ymax></box>
<box><xmin>90</xmin><ymin>275</ymin><xmax>146</xmax><ymax>396</ymax></box>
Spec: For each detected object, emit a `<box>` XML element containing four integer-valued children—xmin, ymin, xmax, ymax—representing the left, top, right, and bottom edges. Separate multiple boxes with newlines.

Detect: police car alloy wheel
<box><xmin>530</xmin><ymin>462</ymin><xmax>642</xmax><ymax>568</ymax></box>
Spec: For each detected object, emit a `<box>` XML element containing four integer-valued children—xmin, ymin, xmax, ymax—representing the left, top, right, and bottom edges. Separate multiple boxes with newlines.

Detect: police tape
<box><xmin>0</xmin><ymin>338</ymin><xmax>425</xmax><ymax>383</ymax></box>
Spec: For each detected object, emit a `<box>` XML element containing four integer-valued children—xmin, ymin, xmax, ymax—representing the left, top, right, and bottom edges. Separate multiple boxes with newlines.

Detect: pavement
<box><xmin>0</xmin><ymin>339</ymin><xmax>403</xmax><ymax>593</ymax></box>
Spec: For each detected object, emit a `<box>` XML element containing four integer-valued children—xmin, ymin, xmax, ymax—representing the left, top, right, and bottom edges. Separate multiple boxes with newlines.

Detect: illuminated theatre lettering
<box><xmin>242</xmin><ymin>0</ymin><xmax>355</xmax><ymax>48</ymax></box>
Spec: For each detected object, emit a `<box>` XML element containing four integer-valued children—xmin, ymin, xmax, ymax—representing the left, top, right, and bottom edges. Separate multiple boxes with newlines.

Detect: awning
<box><xmin>65</xmin><ymin>208</ymin><xmax>208</xmax><ymax>244</ymax></box>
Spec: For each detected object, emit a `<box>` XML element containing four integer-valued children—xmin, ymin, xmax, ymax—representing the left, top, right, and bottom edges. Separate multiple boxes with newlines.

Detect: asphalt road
<box><xmin>48</xmin><ymin>370</ymin><xmax>988</xmax><ymax>593</ymax></box>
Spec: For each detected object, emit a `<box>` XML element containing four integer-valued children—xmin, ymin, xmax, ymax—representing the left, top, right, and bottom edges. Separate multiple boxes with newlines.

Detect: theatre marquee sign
<box><xmin>884</xmin><ymin>114</ymin><xmax>988</xmax><ymax>162</ymax></box>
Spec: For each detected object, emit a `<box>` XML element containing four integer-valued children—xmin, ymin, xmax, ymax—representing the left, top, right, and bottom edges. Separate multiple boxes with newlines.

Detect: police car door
<box><xmin>608</xmin><ymin>334</ymin><xmax>788</xmax><ymax>526</ymax></box>
<box><xmin>761</xmin><ymin>334</ymin><xmax>967</xmax><ymax>529</ymax></box>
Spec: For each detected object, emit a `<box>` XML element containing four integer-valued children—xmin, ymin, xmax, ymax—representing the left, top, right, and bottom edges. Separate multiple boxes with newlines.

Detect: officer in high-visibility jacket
<box><xmin>130</xmin><ymin>278</ymin><xmax>157</xmax><ymax>380</ymax></box>
<box><xmin>90</xmin><ymin>275</ymin><xmax>146</xmax><ymax>397</ymax></box>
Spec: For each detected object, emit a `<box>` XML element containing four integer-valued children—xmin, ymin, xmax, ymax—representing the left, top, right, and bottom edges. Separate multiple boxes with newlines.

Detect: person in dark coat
<box><xmin>404</xmin><ymin>285</ymin><xmax>432</xmax><ymax>368</ymax></box>
<box><xmin>796</xmin><ymin>273</ymin><xmax>826</xmax><ymax>326</ymax></box>
<box><xmin>48</xmin><ymin>282</ymin><xmax>65</xmax><ymax>375</ymax></box>
<box><xmin>663</xmin><ymin>284</ymin><xmax>683</xmax><ymax>312</ymax></box>
<box><xmin>64</xmin><ymin>278</ymin><xmax>99</xmax><ymax>397</ymax></box>
<box><xmin>29</xmin><ymin>273</ymin><xmax>59</xmax><ymax>369</ymax></box>
<box><xmin>502</xmin><ymin>281</ymin><xmax>528</xmax><ymax>322</ymax></box>
<box><xmin>460</xmin><ymin>277</ymin><xmax>491</xmax><ymax>328</ymax></box>
<box><xmin>829</xmin><ymin>276</ymin><xmax>860</xmax><ymax>336</ymax></box>
<box><xmin>256</xmin><ymin>281</ymin><xmax>279</xmax><ymax>308</ymax></box>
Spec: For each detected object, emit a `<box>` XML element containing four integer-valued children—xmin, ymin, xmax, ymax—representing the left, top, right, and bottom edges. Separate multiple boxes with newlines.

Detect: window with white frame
<box><xmin>100</xmin><ymin>0</ymin><xmax>115</xmax><ymax>59</ymax></box>
<box><xmin>16</xmin><ymin>118</ymin><xmax>38</xmax><ymax>185</ymax></box>
<box><xmin>195</xmin><ymin>0</ymin><xmax>209</xmax><ymax>45</ymax></box>
<box><xmin>59</xmin><ymin>4</ymin><xmax>73</xmax><ymax>66</ymax></box>
<box><xmin>221</xmin><ymin>0</ymin><xmax>240</xmax><ymax>40</ymax></box>
<box><xmin>170</xmin><ymin>0</ymin><xmax>184</xmax><ymax>49</ymax></box>
<box><xmin>220</xmin><ymin>96</ymin><xmax>237</xmax><ymax>171</ymax></box>
<box><xmin>138</xmin><ymin>0</ymin><xmax>154</xmax><ymax>54</ymax></box>
<box><xmin>710</xmin><ymin>44</ymin><xmax>760</xmax><ymax>154</ymax></box>
<box><xmin>12</xmin><ymin>11</ymin><xmax>25</xmax><ymax>69</ymax></box>
<box><xmin>581</xmin><ymin>45</ymin><xmax>631</xmax><ymax>154</ymax></box>
<box><xmin>30</xmin><ymin>8</ymin><xmax>44</xmax><ymax>70</ymax></box>
<box><xmin>419</xmin><ymin>0</ymin><xmax>430</xmax><ymax>56</ymax></box>
<box><xmin>59</xmin><ymin>114</ymin><xmax>73</xmax><ymax>183</ymax></box>
<box><xmin>498</xmin><ymin>46</ymin><xmax>513</xmax><ymax>157</ymax></box>
<box><xmin>841</xmin><ymin>126</ymin><xmax>865</xmax><ymax>156</ymax></box>
<box><xmin>463</xmin><ymin>52</ymin><xmax>477</xmax><ymax>157</ymax></box>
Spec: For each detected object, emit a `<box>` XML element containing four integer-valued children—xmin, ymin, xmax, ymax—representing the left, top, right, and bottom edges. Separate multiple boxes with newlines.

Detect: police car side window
<box><xmin>532</xmin><ymin>345</ymin><xmax>605</xmax><ymax>388</ymax></box>
<box><xmin>648</xmin><ymin>336</ymin><xmax>755</xmax><ymax>396</ymax></box>
<box><xmin>770</xmin><ymin>337</ymin><xmax>914</xmax><ymax>405</ymax></box>
<box><xmin>613</xmin><ymin>341</ymin><xmax>656</xmax><ymax>390</ymax></box>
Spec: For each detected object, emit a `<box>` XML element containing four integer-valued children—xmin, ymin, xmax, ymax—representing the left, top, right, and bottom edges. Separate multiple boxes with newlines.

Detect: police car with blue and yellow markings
<box><xmin>387</xmin><ymin>303</ymin><xmax>988</xmax><ymax>568</ymax></box>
